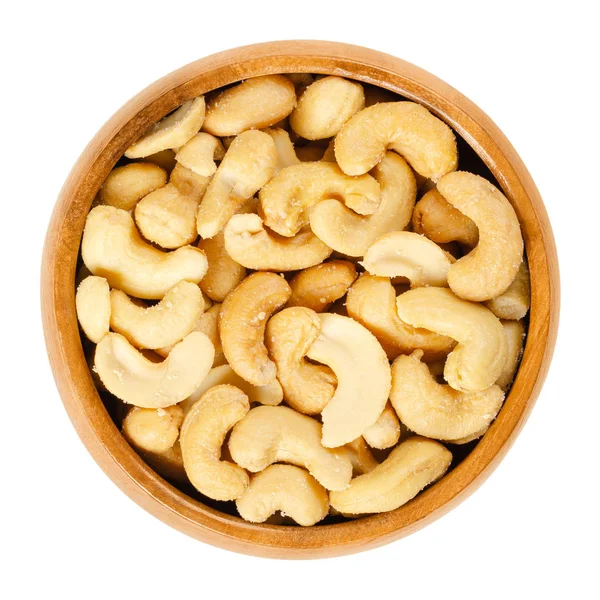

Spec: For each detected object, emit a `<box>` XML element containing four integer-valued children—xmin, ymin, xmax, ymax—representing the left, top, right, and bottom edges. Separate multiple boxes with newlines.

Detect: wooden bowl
<box><xmin>41</xmin><ymin>40</ymin><xmax>559</xmax><ymax>559</ymax></box>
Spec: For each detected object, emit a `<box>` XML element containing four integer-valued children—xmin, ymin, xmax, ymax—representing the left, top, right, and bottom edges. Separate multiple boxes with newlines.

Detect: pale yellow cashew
<box><xmin>228</xmin><ymin>405</ymin><xmax>352</xmax><ymax>491</ymax></box>
<box><xmin>345</xmin><ymin>438</ymin><xmax>379</xmax><ymax>476</ymax></box>
<box><xmin>263</xmin><ymin>127</ymin><xmax>300</xmax><ymax>173</ymax></box>
<box><xmin>396</xmin><ymin>287</ymin><xmax>508</xmax><ymax>392</ymax></box>
<box><xmin>306</xmin><ymin>313</ymin><xmax>391</xmax><ymax>448</ymax></box>
<box><xmin>265</xmin><ymin>307</ymin><xmax>336</xmax><ymax>415</ymax></box>
<box><xmin>76</xmin><ymin>276</ymin><xmax>110</xmax><ymax>343</ymax></box>
<box><xmin>485</xmin><ymin>260</ymin><xmax>530</xmax><ymax>320</ymax></box>
<box><xmin>437</xmin><ymin>171</ymin><xmax>524</xmax><ymax>301</ymax></box>
<box><xmin>122</xmin><ymin>405</ymin><xmax>184</xmax><ymax>454</ymax></box>
<box><xmin>335</xmin><ymin>102</ymin><xmax>458</xmax><ymax>180</ymax></box>
<box><xmin>259</xmin><ymin>162</ymin><xmax>381</xmax><ymax>237</ymax></box>
<box><xmin>220</xmin><ymin>272</ymin><xmax>291</xmax><ymax>386</ymax></box>
<box><xmin>236</xmin><ymin>465</ymin><xmax>329</xmax><ymax>526</ymax></box>
<box><xmin>169</xmin><ymin>163</ymin><xmax>210</xmax><ymax>201</ymax></box>
<box><xmin>94</xmin><ymin>331</ymin><xmax>214</xmax><ymax>408</ymax></box>
<box><xmin>203</xmin><ymin>75</ymin><xmax>296</xmax><ymax>136</ymax></box>
<box><xmin>81</xmin><ymin>206</ymin><xmax>207</xmax><ymax>300</ymax></box>
<box><xmin>180</xmin><ymin>385</ymin><xmax>250</xmax><ymax>501</ymax></box>
<box><xmin>362</xmin><ymin>403</ymin><xmax>401</xmax><ymax>450</ymax></box>
<box><xmin>125</xmin><ymin>96</ymin><xmax>206</xmax><ymax>158</ymax></box>
<box><xmin>496</xmin><ymin>319</ymin><xmax>526</xmax><ymax>391</ymax></box>
<box><xmin>329</xmin><ymin>436</ymin><xmax>452</xmax><ymax>514</ymax></box>
<box><xmin>174</xmin><ymin>132</ymin><xmax>225</xmax><ymax>176</ymax></box>
<box><xmin>196</xmin><ymin>130</ymin><xmax>277</xmax><ymax>239</ymax></box>
<box><xmin>310</xmin><ymin>152</ymin><xmax>416</xmax><ymax>257</ymax></box>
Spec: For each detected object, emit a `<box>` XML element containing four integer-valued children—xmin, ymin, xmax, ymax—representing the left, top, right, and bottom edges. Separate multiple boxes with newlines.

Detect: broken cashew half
<box><xmin>76</xmin><ymin>275</ymin><xmax>110</xmax><ymax>343</ymax></box>
<box><xmin>170</xmin><ymin>163</ymin><xmax>210</xmax><ymax>201</ymax></box>
<box><xmin>122</xmin><ymin>405</ymin><xmax>184</xmax><ymax>454</ymax></box>
<box><xmin>263</xmin><ymin>127</ymin><xmax>300</xmax><ymax>172</ymax></box>
<box><xmin>174</xmin><ymin>132</ymin><xmax>225</xmax><ymax>177</ymax></box>
<box><xmin>362</xmin><ymin>403</ymin><xmax>401</xmax><ymax>450</ymax></box>
<box><xmin>345</xmin><ymin>438</ymin><xmax>379</xmax><ymax>476</ymax></box>
<box><xmin>485</xmin><ymin>260</ymin><xmax>530</xmax><ymax>320</ymax></box>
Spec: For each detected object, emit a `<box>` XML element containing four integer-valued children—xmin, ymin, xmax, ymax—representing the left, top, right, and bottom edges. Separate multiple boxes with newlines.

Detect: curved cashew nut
<box><xmin>362</xmin><ymin>403</ymin><xmax>400</xmax><ymax>450</ymax></box>
<box><xmin>396</xmin><ymin>287</ymin><xmax>508</xmax><ymax>392</ymax></box>
<box><xmin>122</xmin><ymin>405</ymin><xmax>184</xmax><ymax>454</ymax></box>
<box><xmin>125</xmin><ymin>96</ymin><xmax>206</xmax><ymax>158</ymax></box>
<box><xmin>306</xmin><ymin>313</ymin><xmax>391</xmax><ymax>448</ymax></box>
<box><xmin>310</xmin><ymin>152</ymin><xmax>416</xmax><ymax>257</ymax></box>
<box><xmin>81</xmin><ymin>206</ymin><xmax>207</xmax><ymax>300</ymax></box>
<box><xmin>202</xmin><ymin>75</ymin><xmax>296</xmax><ymax>136</ymax></box>
<box><xmin>329</xmin><ymin>436</ymin><xmax>452</xmax><ymax>514</ymax></box>
<box><xmin>228</xmin><ymin>405</ymin><xmax>352</xmax><ymax>491</ymax></box>
<box><xmin>169</xmin><ymin>163</ymin><xmax>210</xmax><ymax>201</ymax></box>
<box><xmin>437</xmin><ymin>171</ymin><xmax>524</xmax><ymax>301</ymax></box>
<box><xmin>220</xmin><ymin>272</ymin><xmax>291</xmax><ymax>386</ymax></box>
<box><xmin>265</xmin><ymin>307</ymin><xmax>336</xmax><ymax>415</ymax></box>
<box><xmin>345</xmin><ymin>438</ymin><xmax>379</xmax><ymax>476</ymax></box>
<box><xmin>174</xmin><ymin>132</ymin><xmax>225</xmax><ymax>177</ymax></box>
<box><xmin>76</xmin><ymin>275</ymin><xmax>110</xmax><ymax>343</ymax></box>
<box><xmin>236</xmin><ymin>464</ymin><xmax>329</xmax><ymax>526</ymax></box>
<box><xmin>263</xmin><ymin>127</ymin><xmax>300</xmax><ymax>172</ymax></box>
<box><xmin>180</xmin><ymin>385</ymin><xmax>250</xmax><ymax>501</ymax></box>
<box><xmin>334</xmin><ymin>102</ymin><xmax>458</xmax><ymax>180</ymax></box>
<box><xmin>496</xmin><ymin>319</ymin><xmax>526</xmax><ymax>391</ymax></box>
<box><xmin>485</xmin><ymin>260</ymin><xmax>530</xmax><ymax>320</ymax></box>
<box><xmin>94</xmin><ymin>331</ymin><xmax>214</xmax><ymax>408</ymax></box>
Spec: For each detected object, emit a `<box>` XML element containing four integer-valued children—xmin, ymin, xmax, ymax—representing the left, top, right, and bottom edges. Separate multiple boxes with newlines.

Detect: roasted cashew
<box><xmin>263</xmin><ymin>127</ymin><xmax>300</xmax><ymax>172</ymax></box>
<box><xmin>174</xmin><ymin>132</ymin><xmax>225</xmax><ymax>176</ymax></box>
<box><xmin>362</xmin><ymin>403</ymin><xmax>400</xmax><ymax>450</ymax></box>
<box><xmin>220</xmin><ymin>272</ymin><xmax>291</xmax><ymax>386</ymax></box>
<box><xmin>76</xmin><ymin>275</ymin><xmax>110</xmax><ymax>343</ymax></box>
<box><xmin>122</xmin><ymin>405</ymin><xmax>184</xmax><ymax>454</ymax></box>
<box><xmin>329</xmin><ymin>436</ymin><xmax>452</xmax><ymax>514</ymax></box>
<box><xmin>306</xmin><ymin>313</ymin><xmax>391</xmax><ymax>448</ymax></box>
<box><xmin>169</xmin><ymin>163</ymin><xmax>210</xmax><ymax>201</ymax></box>
<box><xmin>334</xmin><ymin>102</ymin><xmax>458</xmax><ymax>180</ymax></box>
<box><xmin>437</xmin><ymin>171</ymin><xmax>524</xmax><ymax>301</ymax></box>
<box><xmin>496</xmin><ymin>319</ymin><xmax>526</xmax><ymax>391</ymax></box>
<box><xmin>485</xmin><ymin>260</ymin><xmax>530</xmax><ymax>320</ymax></box>
<box><xmin>265</xmin><ymin>307</ymin><xmax>336</xmax><ymax>415</ymax></box>
<box><xmin>82</xmin><ymin>206</ymin><xmax>207</xmax><ymax>300</ymax></box>
<box><xmin>203</xmin><ymin>75</ymin><xmax>296</xmax><ymax>136</ymax></box>
<box><xmin>396</xmin><ymin>287</ymin><xmax>508</xmax><ymax>392</ymax></box>
<box><xmin>228</xmin><ymin>405</ymin><xmax>352</xmax><ymax>491</ymax></box>
<box><xmin>345</xmin><ymin>438</ymin><xmax>379</xmax><ymax>476</ymax></box>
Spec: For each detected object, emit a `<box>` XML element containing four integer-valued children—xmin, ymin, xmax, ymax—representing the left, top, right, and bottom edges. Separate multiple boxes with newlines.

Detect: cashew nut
<box><xmin>263</xmin><ymin>127</ymin><xmax>300</xmax><ymax>172</ymax></box>
<box><xmin>485</xmin><ymin>260</ymin><xmax>530</xmax><ymax>320</ymax></box>
<box><xmin>81</xmin><ymin>206</ymin><xmax>207</xmax><ymax>299</ymax></box>
<box><xmin>203</xmin><ymin>75</ymin><xmax>296</xmax><ymax>136</ymax></box>
<box><xmin>396</xmin><ymin>287</ymin><xmax>508</xmax><ymax>392</ymax></box>
<box><xmin>265</xmin><ymin>307</ymin><xmax>336</xmax><ymax>415</ymax></box>
<box><xmin>437</xmin><ymin>171</ymin><xmax>524</xmax><ymax>301</ymax></box>
<box><xmin>228</xmin><ymin>405</ymin><xmax>352</xmax><ymax>491</ymax></box>
<box><xmin>236</xmin><ymin>465</ymin><xmax>329</xmax><ymax>526</ymax></box>
<box><xmin>362</xmin><ymin>403</ymin><xmax>401</xmax><ymax>450</ymax></box>
<box><xmin>122</xmin><ymin>405</ymin><xmax>184</xmax><ymax>454</ymax></box>
<box><xmin>174</xmin><ymin>132</ymin><xmax>225</xmax><ymax>176</ymax></box>
<box><xmin>169</xmin><ymin>163</ymin><xmax>210</xmax><ymax>201</ymax></box>
<box><xmin>220</xmin><ymin>272</ymin><xmax>291</xmax><ymax>386</ymax></box>
<box><xmin>320</xmin><ymin>139</ymin><xmax>336</xmax><ymax>162</ymax></box>
<box><xmin>76</xmin><ymin>275</ymin><xmax>110</xmax><ymax>343</ymax></box>
<box><xmin>180</xmin><ymin>385</ymin><xmax>250</xmax><ymax>501</ymax></box>
<box><xmin>329</xmin><ymin>436</ymin><xmax>452</xmax><ymax>514</ymax></box>
<box><xmin>306</xmin><ymin>313</ymin><xmax>391</xmax><ymax>448</ymax></box>
<box><xmin>345</xmin><ymin>438</ymin><xmax>379</xmax><ymax>476</ymax></box>
<box><xmin>496</xmin><ymin>319</ymin><xmax>526</xmax><ymax>391</ymax></box>
<box><xmin>142</xmin><ymin>149</ymin><xmax>177</xmax><ymax>173</ymax></box>
<box><xmin>334</xmin><ymin>102</ymin><xmax>458</xmax><ymax>180</ymax></box>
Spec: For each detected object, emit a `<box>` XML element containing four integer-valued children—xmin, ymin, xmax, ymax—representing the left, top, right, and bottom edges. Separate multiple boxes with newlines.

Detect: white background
<box><xmin>3</xmin><ymin>1</ymin><xmax>598</xmax><ymax>598</ymax></box>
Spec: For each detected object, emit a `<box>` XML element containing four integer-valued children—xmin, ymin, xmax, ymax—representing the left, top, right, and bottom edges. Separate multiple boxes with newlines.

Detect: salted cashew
<box><xmin>346</xmin><ymin>274</ymin><xmax>455</xmax><ymax>361</ymax></box>
<box><xmin>99</xmin><ymin>162</ymin><xmax>167</xmax><ymax>211</ymax></box>
<box><xmin>220</xmin><ymin>272</ymin><xmax>291</xmax><ymax>386</ymax></box>
<box><xmin>109</xmin><ymin>281</ymin><xmax>204</xmax><ymax>349</ymax></box>
<box><xmin>169</xmin><ymin>163</ymin><xmax>210</xmax><ymax>201</ymax></box>
<box><xmin>396</xmin><ymin>287</ymin><xmax>508</xmax><ymax>392</ymax></box>
<box><xmin>122</xmin><ymin>405</ymin><xmax>184</xmax><ymax>454</ymax></box>
<box><xmin>142</xmin><ymin>149</ymin><xmax>177</xmax><ymax>173</ymax></box>
<box><xmin>296</xmin><ymin>144</ymin><xmax>326</xmax><ymax>162</ymax></box>
<box><xmin>485</xmin><ymin>260</ymin><xmax>530</xmax><ymax>320</ymax></box>
<box><xmin>329</xmin><ymin>436</ymin><xmax>452</xmax><ymax>514</ymax></box>
<box><xmin>289</xmin><ymin>76</ymin><xmax>365</xmax><ymax>140</ymax></box>
<box><xmin>496</xmin><ymin>319</ymin><xmax>526</xmax><ymax>391</ymax></box>
<box><xmin>196</xmin><ymin>130</ymin><xmax>277</xmax><ymax>239</ymax></box>
<box><xmin>310</xmin><ymin>152</ymin><xmax>416</xmax><ymax>257</ymax></box>
<box><xmin>81</xmin><ymin>206</ymin><xmax>207</xmax><ymax>299</ymax></box>
<box><xmin>94</xmin><ymin>331</ymin><xmax>214</xmax><ymax>408</ymax></box>
<box><xmin>362</xmin><ymin>403</ymin><xmax>400</xmax><ymax>450</ymax></box>
<box><xmin>263</xmin><ymin>127</ymin><xmax>300</xmax><ymax>172</ymax></box>
<box><xmin>345</xmin><ymin>438</ymin><xmax>379</xmax><ymax>476</ymax></box>
<box><xmin>306</xmin><ymin>313</ymin><xmax>391</xmax><ymax>448</ymax></box>
<box><xmin>259</xmin><ymin>162</ymin><xmax>381</xmax><ymax>237</ymax></box>
<box><xmin>125</xmin><ymin>96</ymin><xmax>206</xmax><ymax>158</ymax></box>
<box><xmin>335</xmin><ymin>102</ymin><xmax>458</xmax><ymax>180</ymax></box>
<box><xmin>174</xmin><ymin>132</ymin><xmax>225</xmax><ymax>176</ymax></box>
<box><xmin>180</xmin><ymin>385</ymin><xmax>250</xmax><ymax>501</ymax></box>
<box><xmin>265</xmin><ymin>307</ymin><xmax>336</xmax><ymax>415</ymax></box>
<box><xmin>228</xmin><ymin>405</ymin><xmax>352</xmax><ymax>491</ymax></box>
<box><xmin>203</xmin><ymin>75</ymin><xmax>296</xmax><ymax>136</ymax></box>
<box><xmin>437</xmin><ymin>171</ymin><xmax>524</xmax><ymax>301</ymax></box>
<box><xmin>287</xmin><ymin>260</ymin><xmax>357</xmax><ymax>312</ymax></box>
<box><xmin>412</xmin><ymin>187</ymin><xmax>479</xmax><ymax>247</ymax></box>
<box><xmin>236</xmin><ymin>465</ymin><xmax>329</xmax><ymax>526</ymax></box>
<box><xmin>224</xmin><ymin>214</ymin><xmax>333</xmax><ymax>271</ymax></box>
<box><xmin>76</xmin><ymin>276</ymin><xmax>110</xmax><ymax>343</ymax></box>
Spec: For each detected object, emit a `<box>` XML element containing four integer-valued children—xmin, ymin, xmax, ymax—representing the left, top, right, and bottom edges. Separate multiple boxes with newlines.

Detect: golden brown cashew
<box><xmin>220</xmin><ymin>272</ymin><xmax>291</xmax><ymax>386</ymax></box>
<box><xmin>263</xmin><ymin>127</ymin><xmax>300</xmax><ymax>172</ymax></box>
<box><xmin>228</xmin><ymin>405</ymin><xmax>352</xmax><ymax>491</ymax></box>
<box><xmin>76</xmin><ymin>276</ymin><xmax>110</xmax><ymax>343</ymax></box>
<box><xmin>345</xmin><ymin>438</ymin><xmax>379</xmax><ymax>475</ymax></box>
<box><xmin>437</xmin><ymin>172</ymin><xmax>524</xmax><ymax>301</ymax></box>
<box><xmin>362</xmin><ymin>403</ymin><xmax>401</xmax><ymax>450</ymax></box>
<box><xmin>335</xmin><ymin>102</ymin><xmax>458</xmax><ymax>180</ymax></box>
<box><xmin>485</xmin><ymin>260</ymin><xmax>530</xmax><ymax>320</ymax></box>
<box><xmin>310</xmin><ymin>152</ymin><xmax>416</xmax><ymax>257</ymax></box>
<box><xmin>180</xmin><ymin>385</ymin><xmax>250</xmax><ymax>501</ymax></box>
<box><xmin>196</xmin><ymin>130</ymin><xmax>277</xmax><ymax>239</ymax></box>
<box><xmin>496</xmin><ymin>320</ymin><xmax>526</xmax><ymax>391</ymax></box>
<box><xmin>236</xmin><ymin>465</ymin><xmax>329</xmax><ymax>526</ymax></box>
<box><xmin>306</xmin><ymin>313</ymin><xmax>391</xmax><ymax>448</ymax></box>
<box><xmin>265</xmin><ymin>307</ymin><xmax>336</xmax><ymax>415</ymax></box>
<box><xmin>169</xmin><ymin>163</ymin><xmax>210</xmax><ymax>201</ymax></box>
<box><xmin>94</xmin><ymin>332</ymin><xmax>214</xmax><ymax>408</ymax></box>
<box><xmin>396</xmin><ymin>287</ymin><xmax>508</xmax><ymax>392</ymax></box>
<box><xmin>329</xmin><ymin>436</ymin><xmax>452</xmax><ymax>514</ymax></box>
<box><xmin>125</xmin><ymin>96</ymin><xmax>206</xmax><ymax>158</ymax></box>
<box><xmin>81</xmin><ymin>206</ymin><xmax>207</xmax><ymax>300</ymax></box>
<box><xmin>203</xmin><ymin>75</ymin><xmax>296</xmax><ymax>136</ymax></box>
<box><xmin>174</xmin><ymin>132</ymin><xmax>225</xmax><ymax>176</ymax></box>
<box><xmin>122</xmin><ymin>405</ymin><xmax>184</xmax><ymax>454</ymax></box>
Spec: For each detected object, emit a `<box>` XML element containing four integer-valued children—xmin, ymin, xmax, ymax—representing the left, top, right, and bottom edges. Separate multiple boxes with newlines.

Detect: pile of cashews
<box><xmin>76</xmin><ymin>73</ymin><xmax>530</xmax><ymax>526</ymax></box>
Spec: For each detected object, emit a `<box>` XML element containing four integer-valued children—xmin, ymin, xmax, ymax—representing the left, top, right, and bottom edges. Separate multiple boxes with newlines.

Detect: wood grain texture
<box><xmin>41</xmin><ymin>40</ymin><xmax>560</xmax><ymax>559</ymax></box>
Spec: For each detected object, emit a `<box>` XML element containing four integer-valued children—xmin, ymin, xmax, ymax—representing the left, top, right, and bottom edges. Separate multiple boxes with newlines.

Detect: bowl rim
<box><xmin>41</xmin><ymin>40</ymin><xmax>560</xmax><ymax>559</ymax></box>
